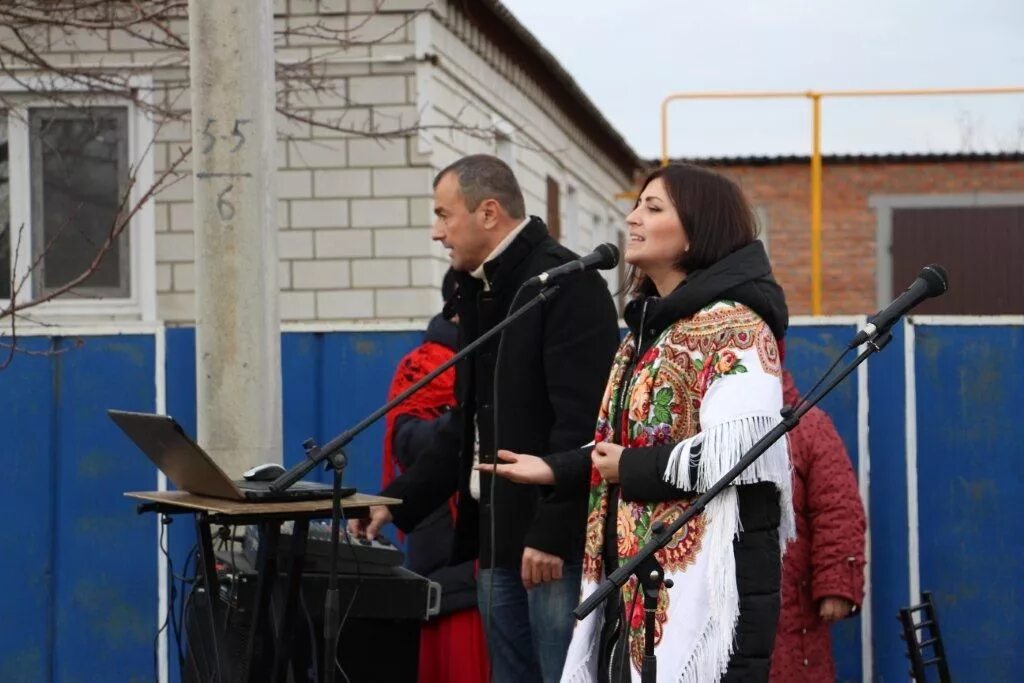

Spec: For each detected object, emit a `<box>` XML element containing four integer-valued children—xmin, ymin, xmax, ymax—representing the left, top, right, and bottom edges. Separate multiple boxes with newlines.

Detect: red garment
<box><xmin>418</xmin><ymin>608</ymin><xmax>490</xmax><ymax>683</ymax></box>
<box><xmin>381</xmin><ymin>340</ymin><xmax>458</xmax><ymax>527</ymax></box>
<box><xmin>381</xmin><ymin>337</ymin><xmax>489</xmax><ymax>683</ymax></box>
<box><xmin>770</xmin><ymin>371</ymin><xmax>866</xmax><ymax>683</ymax></box>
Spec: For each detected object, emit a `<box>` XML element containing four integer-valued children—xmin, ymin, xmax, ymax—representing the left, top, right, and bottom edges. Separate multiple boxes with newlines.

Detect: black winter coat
<box><xmin>391</xmin><ymin>314</ymin><xmax>478</xmax><ymax>615</ymax></box>
<box><xmin>382</xmin><ymin>217</ymin><xmax>620</xmax><ymax>569</ymax></box>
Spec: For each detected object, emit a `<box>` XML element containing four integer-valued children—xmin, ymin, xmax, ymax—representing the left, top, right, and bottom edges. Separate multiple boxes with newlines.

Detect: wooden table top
<box><xmin>125</xmin><ymin>490</ymin><xmax>401</xmax><ymax>516</ymax></box>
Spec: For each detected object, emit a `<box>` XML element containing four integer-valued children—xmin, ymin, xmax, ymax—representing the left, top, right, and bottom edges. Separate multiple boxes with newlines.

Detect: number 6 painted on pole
<box><xmin>217</xmin><ymin>184</ymin><xmax>235</xmax><ymax>220</ymax></box>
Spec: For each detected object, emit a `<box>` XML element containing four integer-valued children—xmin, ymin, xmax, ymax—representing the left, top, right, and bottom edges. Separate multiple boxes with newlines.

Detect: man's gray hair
<box><xmin>434</xmin><ymin>154</ymin><xmax>526</xmax><ymax>219</ymax></box>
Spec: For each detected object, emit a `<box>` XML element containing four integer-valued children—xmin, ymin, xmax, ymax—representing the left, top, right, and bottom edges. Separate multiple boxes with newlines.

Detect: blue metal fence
<box><xmin>1</xmin><ymin>320</ymin><xmax>1019</xmax><ymax>681</ymax></box>
<box><xmin>1</xmin><ymin>335</ymin><xmax>158</xmax><ymax>682</ymax></box>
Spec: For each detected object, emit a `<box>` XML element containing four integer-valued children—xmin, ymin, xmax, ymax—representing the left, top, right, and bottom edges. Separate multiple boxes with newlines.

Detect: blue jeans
<box><xmin>477</xmin><ymin>563</ymin><xmax>582</xmax><ymax>683</ymax></box>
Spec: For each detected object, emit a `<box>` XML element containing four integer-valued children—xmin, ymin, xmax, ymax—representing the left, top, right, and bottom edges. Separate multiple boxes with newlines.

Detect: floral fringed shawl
<box><xmin>561</xmin><ymin>301</ymin><xmax>794</xmax><ymax>683</ymax></box>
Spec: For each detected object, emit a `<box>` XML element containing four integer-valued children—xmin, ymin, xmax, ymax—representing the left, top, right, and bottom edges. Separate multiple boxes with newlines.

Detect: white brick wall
<box><xmin>351</xmin><ymin>198</ymin><xmax>409</xmax><ymax>228</ymax></box>
<box><xmin>372</xmin><ymin>168</ymin><xmax>432</xmax><ymax>197</ymax></box>
<box><xmin>292</xmin><ymin>259</ymin><xmax>352</xmax><ymax>289</ymax></box>
<box><xmin>289</xmin><ymin>139</ymin><xmax>346</xmax><ymax>168</ymax></box>
<box><xmin>315</xmin><ymin>229</ymin><xmax>374</xmax><ymax>258</ymax></box>
<box><xmin>352</xmin><ymin>258</ymin><xmax>410</xmax><ymax>287</ymax></box>
<box><xmin>373</xmin><ymin>227</ymin><xmax>432</xmax><ymax>257</ymax></box>
<box><xmin>408</xmin><ymin>197</ymin><xmax>434</xmax><ymax>225</ymax></box>
<box><xmin>50</xmin><ymin>28</ymin><xmax>110</xmax><ymax>52</ymax></box>
<box><xmin>279</xmin><ymin>230</ymin><xmax>315</xmax><ymax>259</ymax></box>
<box><xmin>291</xmin><ymin>199</ymin><xmax>349</xmax><ymax>228</ymax></box>
<box><xmin>155</xmin><ymin>203</ymin><xmax>169</xmax><ymax>233</ymax></box>
<box><xmin>348</xmin><ymin>75</ymin><xmax>408</xmax><ymax>106</ymax></box>
<box><xmin>33</xmin><ymin>3</ymin><xmax>630</xmax><ymax>325</ymax></box>
<box><xmin>278</xmin><ymin>261</ymin><xmax>292</xmax><ymax>289</ymax></box>
<box><xmin>350</xmin><ymin>0</ymin><xmax>431</xmax><ymax>12</ymax></box>
<box><xmin>157</xmin><ymin>264</ymin><xmax>173</xmax><ymax>292</ymax></box>
<box><xmin>344</xmin><ymin>13</ymin><xmax>411</xmax><ymax>44</ymax></box>
<box><xmin>309</xmin><ymin>108</ymin><xmax>373</xmax><ymax>139</ymax></box>
<box><xmin>156</xmin><ymin>176</ymin><xmax>193</xmax><ymax>202</ymax></box>
<box><xmin>158</xmin><ymin>292</ymin><xmax>195</xmax><ymax>321</ymax></box>
<box><xmin>169</xmin><ymin>202</ymin><xmax>193</xmax><ymax>232</ymax></box>
<box><xmin>173</xmin><ymin>263</ymin><xmax>195</xmax><ymax>292</ymax></box>
<box><xmin>280</xmin><ymin>290</ymin><xmax>317</xmax><ymax>320</ymax></box>
<box><xmin>156</xmin><ymin>233</ymin><xmax>195</xmax><ymax>262</ymax></box>
<box><xmin>375</xmin><ymin>288</ymin><xmax>441</xmax><ymax>318</ymax></box>
<box><xmin>348</xmin><ymin>137</ymin><xmax>408</xmax><ymax>166</ymax></box>
<box><xmin>317</xmin><ymin>289</ymin><xmax>375</xmax><ymax>318</ymax></box>
<box><xmin>410</xmin><ymin>257</ymin><xmax>448</xmax><ymax>287</ymax></box>
<box><xmin>314</xmin><ymin>169</ymin><xmax>371</xmax><ymax>198</ymax></box>
<box><xmin>277</xmin><ymin>170</ymin><xmax>313</xmax><ymax>199</ymax></box>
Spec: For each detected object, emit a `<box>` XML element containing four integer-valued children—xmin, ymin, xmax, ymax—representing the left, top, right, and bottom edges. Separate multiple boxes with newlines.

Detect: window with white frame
<box><xmin>30</xmin><ymin>107</ymin><xmax>130</xmax><ymax>298</ymax></box>
<box><xmin>1</xmin><ymin>92</ymin><xmax>153</xmax><ymax>318</ymax></box>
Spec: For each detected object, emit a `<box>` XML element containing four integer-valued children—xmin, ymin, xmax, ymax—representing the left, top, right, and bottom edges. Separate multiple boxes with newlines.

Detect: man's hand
<box><xmin>346</xmin><ymin>505</ymin><xmax>393</xmax><ymax>540</ymax></box>
<box><xmin>819</xmin><ymin>596</ymin><xmax>854</xmax><ymax>622</ymax></box>
<box><xmin>591</xmin><ymin>442</ymin><xmax>624</xmax><ymax>483</ymax></box>
<box><xmin>475</xmin><ymin>449</ymin><xmax>555</xmax><ymax>485</ymax></box>
<box><xmin>521</xmin><ymin>546</ymin><xmax>563</xmax><ymax>589</ymax></box>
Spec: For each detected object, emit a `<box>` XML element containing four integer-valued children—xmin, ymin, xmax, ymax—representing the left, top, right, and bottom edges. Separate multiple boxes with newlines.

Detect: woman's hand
<box><xmin>819</xmin><ymin>596</ymin><xmax>854</xmax><ymax>622</ymax></box>
<box><xmin>591</xmin><ymin>442</ymin><xmax>624</xmax><ymax>483</ymax></box>
<box><xmin>474</xmin><ymin>449</ymin><xmax>555</xmax><ymax>485</ymax></box>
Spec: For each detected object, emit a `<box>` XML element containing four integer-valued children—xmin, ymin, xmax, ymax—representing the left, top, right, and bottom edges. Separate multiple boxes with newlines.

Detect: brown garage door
<box><xmin>891</xmin><ymin>206</ymin><xmax>1024</xmax><ymax>314</ymax></box>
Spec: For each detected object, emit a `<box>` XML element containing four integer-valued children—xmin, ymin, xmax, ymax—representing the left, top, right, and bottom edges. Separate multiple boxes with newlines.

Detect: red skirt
<box><xmin>418</xmin><ymin>608</ymin><xmax>489</xmax><ymax>683</ymax></box>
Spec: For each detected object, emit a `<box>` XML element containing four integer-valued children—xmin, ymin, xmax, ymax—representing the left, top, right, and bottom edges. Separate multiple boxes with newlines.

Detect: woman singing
<box><xmin>481</xmin><ymin>163</ymin><xmax>793</xmax><ymax>682</ymax></box>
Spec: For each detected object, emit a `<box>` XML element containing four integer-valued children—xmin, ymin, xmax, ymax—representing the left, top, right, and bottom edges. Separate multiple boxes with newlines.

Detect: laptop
<box><xmin>109</xmin><ymin>409</ymin><xmax>355</xmax><ymax>502</ymax></box>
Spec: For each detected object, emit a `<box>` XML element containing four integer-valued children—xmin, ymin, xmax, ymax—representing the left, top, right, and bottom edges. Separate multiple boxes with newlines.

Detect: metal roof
<box><xmin>666</xmin><ymin>151</ymin><xmax>1024</xmax><ymax>167</ymax></box>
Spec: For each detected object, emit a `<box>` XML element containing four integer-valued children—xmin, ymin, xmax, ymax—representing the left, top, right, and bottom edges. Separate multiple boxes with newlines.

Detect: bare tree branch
<box><xmin>1</xmin><ymin>144</ymin><xmax>190</xmax><ymax>321</ymax></box>
<box><xmin>0</xmin><ymin>0</ymin><xmax>569</xmax><ymax>370</ymax></box>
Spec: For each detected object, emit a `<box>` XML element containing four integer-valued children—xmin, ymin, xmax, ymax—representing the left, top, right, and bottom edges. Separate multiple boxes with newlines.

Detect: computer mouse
<box><xmin>242</xmin><ymin>462</ymin><xmax>286</xmax><ymax>481</ymax></box>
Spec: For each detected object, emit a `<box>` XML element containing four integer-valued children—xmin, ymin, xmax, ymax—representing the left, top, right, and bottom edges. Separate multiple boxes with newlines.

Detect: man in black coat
<box><xmin>350</xmin><ymin>154</ymin><xmax>619</xmax><ymax>682</ymax></box>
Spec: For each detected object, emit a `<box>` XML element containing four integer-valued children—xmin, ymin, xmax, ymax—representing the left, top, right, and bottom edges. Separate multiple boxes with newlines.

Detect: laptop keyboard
<box><xmin>235</xmin><ymin>479</ymin><xmax>327</xmax><ymax>491</ymax></box>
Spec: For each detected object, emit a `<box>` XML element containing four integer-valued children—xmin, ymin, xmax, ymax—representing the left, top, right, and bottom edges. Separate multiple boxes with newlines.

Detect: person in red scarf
<box><xmin>381</xmin><ymin>270</ymin><xmax>488</xmax><ymax>683</ymax></box>
<box><xmin>770</xmin><ymin>370</ymin><xmax>866</xmax><ymax>682</ymax></box>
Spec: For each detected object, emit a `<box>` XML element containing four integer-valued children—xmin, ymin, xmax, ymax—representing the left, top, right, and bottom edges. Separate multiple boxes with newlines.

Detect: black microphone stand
<box><xmin>575</xmin><ymin>330</ymin><xmax>894</xmax><ymax>683</ymax></box>
<box><xmin>267</xmin><ymin>283</ymin><xmax>562</xmax><ymax>683</ymax></box>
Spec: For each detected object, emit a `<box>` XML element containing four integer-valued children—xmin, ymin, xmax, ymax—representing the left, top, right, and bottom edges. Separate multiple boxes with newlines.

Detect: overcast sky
<box><xmin>500</xmin><ymin>0</ymin><xmax>1024</xmax><ymax>160</ymax></box>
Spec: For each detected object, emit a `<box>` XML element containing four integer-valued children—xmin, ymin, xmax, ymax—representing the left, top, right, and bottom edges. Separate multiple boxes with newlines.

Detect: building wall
<box><xmin>715</xmin><ymin>160</ymin><xmax>1024</xmax><ymax>314</ymax></box>
<box><xmin>407</xmin><ymin>1</ymin><xmax>632</xmax><ymax>304</ymax></box>
<box><xmin>153</xmin><ymin>0</ymin><xmax>430</xmax><ymax>323</ymax></box>
<box><xmin>7</xmin><ymin>0</ymin><xmax>630</xmax><ymax>326</ymax></box>
<box><xmin>154</xmin><ymin>0</ymin><xmax>631</xmax><ymax>323</ymax></box>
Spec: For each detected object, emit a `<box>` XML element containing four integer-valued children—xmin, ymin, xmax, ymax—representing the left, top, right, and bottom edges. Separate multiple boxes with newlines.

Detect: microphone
<box><xmin>525</xmin><ymin>243</ymin><xmax>620</xmax><ymax>287</ymax></box>
<box><xmin>849</xmin><ymin>264</ymin><xmax>949</xmax><ymax>347</ymax></box>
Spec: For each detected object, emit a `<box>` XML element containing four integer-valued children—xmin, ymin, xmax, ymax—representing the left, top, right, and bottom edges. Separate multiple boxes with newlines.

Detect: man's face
<box><xmin>431</xmin><ymin>172</ymin><xmax>493</xmax><ymax>272</ymax></box>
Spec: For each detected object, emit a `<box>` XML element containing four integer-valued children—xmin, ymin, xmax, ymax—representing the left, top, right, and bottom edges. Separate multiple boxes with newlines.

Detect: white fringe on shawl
<box><xmin>662</xmin><ymin>415</ymin><xmax>794</xmax><ymax>683</ymax></box>
<box><xmin>561</xmin><ymin>312</ymin><xmax>794</xmax><ymax>683</ymax></box>
<box><xmin>660</xmin><ymin>366</ymin><xmax>795</xmax><ymax>682</ymax></box>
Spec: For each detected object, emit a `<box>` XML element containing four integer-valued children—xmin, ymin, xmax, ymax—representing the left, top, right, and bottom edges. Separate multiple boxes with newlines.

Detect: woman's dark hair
<box><xmin>626</xmin><ymin>163</ymin><xmax>758</xmax><ymax>297</ymax></box>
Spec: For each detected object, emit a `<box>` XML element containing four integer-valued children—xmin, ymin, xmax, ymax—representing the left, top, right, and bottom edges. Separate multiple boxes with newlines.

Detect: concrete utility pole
<box><xmin>189</xmin><ymin>0</ymin><xmax>282</xmax><ymax>475</ymax></box>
